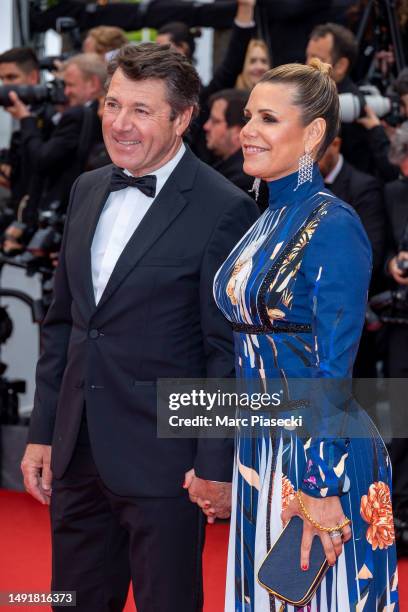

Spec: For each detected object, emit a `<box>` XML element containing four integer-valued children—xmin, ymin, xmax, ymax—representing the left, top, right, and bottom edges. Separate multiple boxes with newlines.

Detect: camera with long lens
<box><xmin>56</xmin><ymin>16</ymin><xmax>83</xmax><ymax>53</ymax></box>
<box><xmin>38</xmin><ymin>54</ymin><xmax>70</xmax><ymax>72</ymax></box>
<box><xmin>339</xmin><ymin>85</ymin><xmax>405</xmax><ymax>126</ymax></box>
<box><xmin>369</xmin><ymin>228</ymin><xmax>408</xmax><ymax>325</ymax></box>
<box><xmin>38</xmin><ymin>16</ymin><xmax>82</xmax><ymax>72</ymax></box>
<box><xmin>0</xmin><ymin>79</ymin><xmax>66</xmax><ymax>108</ymax></box>
<box><xmin>369</xmin><ymin>286</ymin><xmax>408</xmax><ymax>325</ymax></box>
<box><xmin>15</xmin><ymin>201</ymin><xmax>65</xmax><ymax>270</ymax></box>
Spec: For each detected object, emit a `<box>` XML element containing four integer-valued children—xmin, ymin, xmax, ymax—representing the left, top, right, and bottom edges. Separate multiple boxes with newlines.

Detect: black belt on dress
<box><xmin>231</xmin><ymin>321</ymin><xmax>312</xmax><ymax>334</ymax></box>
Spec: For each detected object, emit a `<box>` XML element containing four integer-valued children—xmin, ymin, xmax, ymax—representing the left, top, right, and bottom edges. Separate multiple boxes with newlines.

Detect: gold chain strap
<box><xmin>296</xmin><ymin>490</ymin><xmax>351</xmax><ymax>533</ymax></box>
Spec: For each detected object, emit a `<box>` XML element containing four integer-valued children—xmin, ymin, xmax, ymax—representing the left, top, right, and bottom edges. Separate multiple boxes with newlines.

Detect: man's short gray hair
<box><xmin>63</xmin><ymin>53</ymin><xmax>107</xmax><ymax>85</ymax></box>
<box><xmin>389</xmin><ymin>121</ymin><xmax>408</xmax><ymax>165</ymax></box>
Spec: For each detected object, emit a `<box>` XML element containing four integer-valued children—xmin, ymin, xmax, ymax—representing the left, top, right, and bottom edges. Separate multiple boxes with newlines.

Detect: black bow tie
<box><xmin>110</xmin><ymin>167</ymin><xmax>157</xmax><ymax>198</ymax></box>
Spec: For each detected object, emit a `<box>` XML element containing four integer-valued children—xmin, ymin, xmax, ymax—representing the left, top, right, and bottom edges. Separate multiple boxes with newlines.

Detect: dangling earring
<box><xmin>294</xmin><ymin>151</ymin><xmax>314</xmax><ymax>191</ymax></box>
<box><xmin>249</xmin><ymin>177</ymin><xmax>261</xmax><ymax>201</ymax></box>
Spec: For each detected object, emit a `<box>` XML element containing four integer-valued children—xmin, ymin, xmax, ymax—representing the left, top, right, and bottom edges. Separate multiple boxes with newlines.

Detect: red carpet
<box><xmin>0</xmin><ymin>489</ymin><xmax>407</xmax><ymax>611</ymax></box>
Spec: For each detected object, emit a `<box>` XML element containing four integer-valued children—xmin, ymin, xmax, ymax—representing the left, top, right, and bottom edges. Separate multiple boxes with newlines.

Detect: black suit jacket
<box><xmin>213</xmin><ymin>149</ymin><xmax>253</xmax><ymax>194</ymax></box>
<box><xmin>28</xmin><ymin>148</ymin><xmax>259</xmax><ymax>497</ymax></box>
<box><xmin>330</xmin><ymin>159</ymin><xmax>385</xmax><ymax>278</ymax></box>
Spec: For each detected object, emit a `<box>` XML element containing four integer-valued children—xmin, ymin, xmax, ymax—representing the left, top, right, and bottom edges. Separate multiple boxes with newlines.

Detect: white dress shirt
<box><xmin>91</xmin><ymin>142</ymin><xmax>186</xmax><ymax>304</ymax></box>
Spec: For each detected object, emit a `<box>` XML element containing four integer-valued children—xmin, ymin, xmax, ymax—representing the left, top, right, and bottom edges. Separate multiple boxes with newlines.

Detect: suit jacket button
<box><xmin>89</xmin><ymin>329</ymin><xmax>99</xmax><ymax>339</ymax></box>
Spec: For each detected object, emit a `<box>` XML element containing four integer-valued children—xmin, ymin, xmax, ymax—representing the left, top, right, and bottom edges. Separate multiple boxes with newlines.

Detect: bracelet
<box><xmin>296</xmin><ymin>490</ymin><xmax>351</xmax><ymax>533</ymax></box>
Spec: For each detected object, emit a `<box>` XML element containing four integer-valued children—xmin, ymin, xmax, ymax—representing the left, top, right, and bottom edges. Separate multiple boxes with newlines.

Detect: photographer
<box><xmin>382</xmin><ymin>122</ymin><xmax>408</xmax><ymax>551</ymax></box>
<box><xmin>0</xmin><ymin>47</ymin><xmax>54</xmax><ymax>216</ymax></box>
<box><xmin>358</xmin><ymin>68</ymin><xmax>408</xmax><ymax>183</ymax></box>
<box><xmin>385</xmin><ymin>123</ymin><xmax>408</xmax><ymax>286</ymax></box>
<box><xmin>5</xmin><ymin>53</ymin><xmax>105</xmax><ymax>217</ymax></box>
<box><xmin>306</xmin><ymin>23</ymin><xmax>375</xmax><ymax>174</ymax></box>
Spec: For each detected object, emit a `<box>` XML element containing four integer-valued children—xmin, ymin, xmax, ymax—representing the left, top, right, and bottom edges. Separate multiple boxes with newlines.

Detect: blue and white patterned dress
<box><xmin>214</xmin><ymin>167</ymin><xmax>399</xmax><ymax>611</ymax></box>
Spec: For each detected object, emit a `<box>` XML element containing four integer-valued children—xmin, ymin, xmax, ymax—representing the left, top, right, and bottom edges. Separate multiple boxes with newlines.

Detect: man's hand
<box><xmin>184</xmin><ymin>468</ymin><xmax>232</xmax><ymax>523</ymax></box>
<box><xmin>5</xmin><ymin>91</ymin><xmax>31</xmax><ymax>121</ymax></box>
<box><xmin>236</xmin><ymin>0</ymin><xmax>256</xmax><ymax>24</ymax></box>
<box><xmin>357</xmin><ymin>105</ymin><xmax>381</xmax><ymax>130</ymax></box>
<box><xmin>21</xmin><ymin>444</ymin><xmax>52</xmax><ymax>505</ymax></box>
<box><xmin>388</xmin><ymin>252</ymin><xmax>408</xmax><ymax>286</ymax></box>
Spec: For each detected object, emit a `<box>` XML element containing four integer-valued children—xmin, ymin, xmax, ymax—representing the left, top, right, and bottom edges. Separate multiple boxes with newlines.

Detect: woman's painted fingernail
<box><xmin>302</xmin><ymin>564</ymin><xmax>308</xmax><ymax>571</ymax></box>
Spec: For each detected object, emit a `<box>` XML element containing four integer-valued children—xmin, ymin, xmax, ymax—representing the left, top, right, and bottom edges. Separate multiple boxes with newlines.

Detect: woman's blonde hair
<box><xmin>87</xmin><ymin>26</ymin><xmax>129</xmax><ymax>55</ymax></box>
<box><xmin>236</xmin><ymin>39</ymin><xmax>271</xmax><ymax>91</ymax></box>
<box><xmin>259</xmin><ymin>58</ymin><xmax>340</xmax><ymax>159</ymax></box>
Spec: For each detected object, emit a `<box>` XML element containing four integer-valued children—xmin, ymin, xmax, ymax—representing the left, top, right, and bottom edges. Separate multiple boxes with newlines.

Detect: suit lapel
<box><xmin>80</xmin><ymin>171</ymin><xmax>112</xmax><ymax>312</ymax></box>
<box><xmin>95</xmin><ymin>147</ymin><xmax>199</xmax><ymax>311</ymax></box>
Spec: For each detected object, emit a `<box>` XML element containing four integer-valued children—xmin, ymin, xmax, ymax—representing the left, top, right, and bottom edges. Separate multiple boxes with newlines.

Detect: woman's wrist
<box><xmin>296</xmin><ymin>490</ymin><xmax>350</xmax><ymax>533</ymax></box>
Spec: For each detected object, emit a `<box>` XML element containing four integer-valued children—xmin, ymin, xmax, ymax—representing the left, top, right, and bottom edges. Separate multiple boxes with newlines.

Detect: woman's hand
<box><xmin>281</xmin><ymin>492</ymin><xmax>352</xmax><ymax>569</ymax></box>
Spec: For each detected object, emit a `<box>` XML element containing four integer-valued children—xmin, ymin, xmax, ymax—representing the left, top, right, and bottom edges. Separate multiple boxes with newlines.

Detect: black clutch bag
<box><xmin>257</xmin><ymin>516</ymin><xmax>329</xmax><ymax>607</ymax></box>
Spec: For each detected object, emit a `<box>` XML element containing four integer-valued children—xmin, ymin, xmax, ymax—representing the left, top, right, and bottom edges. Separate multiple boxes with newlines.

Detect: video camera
<box><xmin>6</xmin><ymin>202</ymin><xmax>66</xmax><ymax>270</ymax></box>
<box><xmin>368</xmin><ymin>287</ymin><xmax>408</xmax><ymax>326</ymax></box>
<box><xmin>56</xmin><ymin>16</ymin><xmax>82</xmax><ymax>53</ymax></box>
<box><xmin>38</xmin><ymin>17</ymin><xmax>82</xmax><ymax>72</ymax></box>
<box><xmin>23</xmin><ymin>203</ymin><xmax>65</xmax><ymax>261</ymax></box>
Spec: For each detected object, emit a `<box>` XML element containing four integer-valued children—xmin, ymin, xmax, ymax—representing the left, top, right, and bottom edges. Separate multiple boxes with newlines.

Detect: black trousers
<box><xmin>50</xmin><ymin>420</ymin><xmax>205</xmax><ymax>612</ymax></box>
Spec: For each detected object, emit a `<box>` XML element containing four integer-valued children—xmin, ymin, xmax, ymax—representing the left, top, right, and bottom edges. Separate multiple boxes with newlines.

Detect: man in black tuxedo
<box><xmin>21</xmin><ymin>43</ymin><xmax>258</xmax><ymax>612</ymax></box>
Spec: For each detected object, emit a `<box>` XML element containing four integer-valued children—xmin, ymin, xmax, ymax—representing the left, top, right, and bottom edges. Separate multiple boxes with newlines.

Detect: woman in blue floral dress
<box><xmin>213</xmin><ymin>61</ymin><xmax>399</xmax><ymax>611</ymax></box>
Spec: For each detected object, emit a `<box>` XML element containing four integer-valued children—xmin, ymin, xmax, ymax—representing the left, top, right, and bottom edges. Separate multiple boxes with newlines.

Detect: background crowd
<box><xmin>1</xmin><ymin>0</ymin><xmax>408</xmax><ymax>556</ymax></box>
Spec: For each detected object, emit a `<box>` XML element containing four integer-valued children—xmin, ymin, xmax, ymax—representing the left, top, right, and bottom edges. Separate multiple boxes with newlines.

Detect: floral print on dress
<box><xmin>281</xmin><ymin>475</ymin><xmax>296</xmax><ymax>511</ymax></box>
<box><xmin>360</xmin><ymin>482</ymin><xmax>396</xmax><ymax>550</ymax></box>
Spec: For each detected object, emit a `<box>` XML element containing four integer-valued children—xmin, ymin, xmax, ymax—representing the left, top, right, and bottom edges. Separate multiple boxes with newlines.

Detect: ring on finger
<box><xmin>329</xmin><ymin>529</ymin><xmax>342</xmax><ymax>539</ymax></box>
